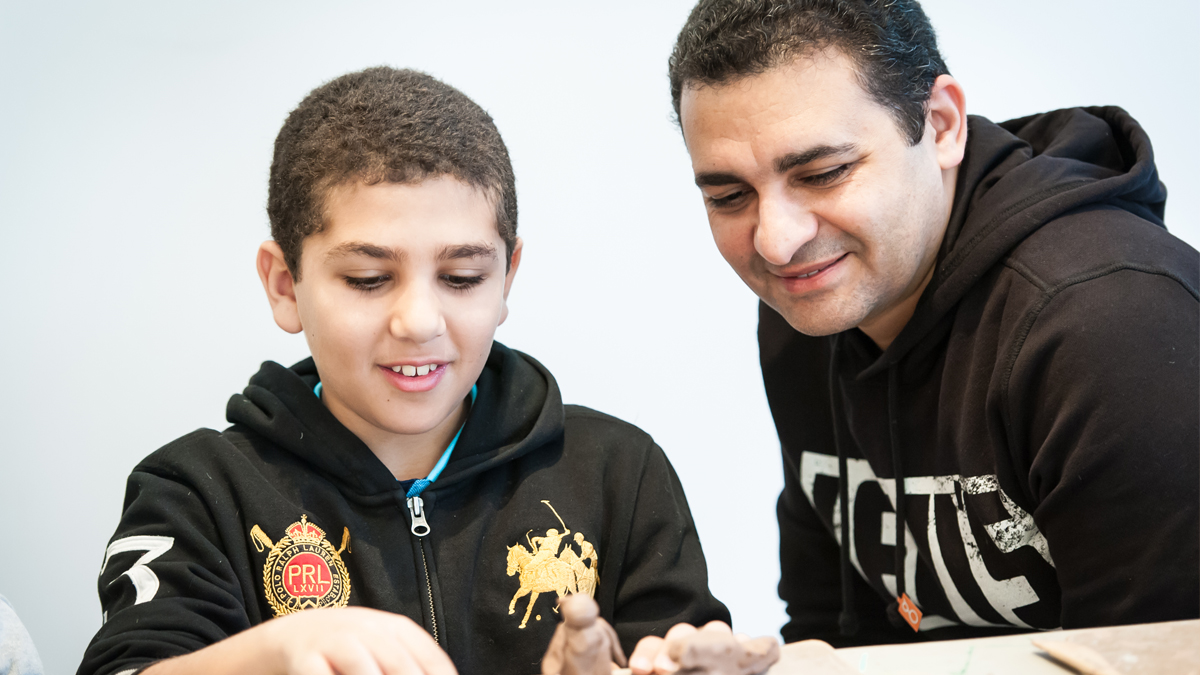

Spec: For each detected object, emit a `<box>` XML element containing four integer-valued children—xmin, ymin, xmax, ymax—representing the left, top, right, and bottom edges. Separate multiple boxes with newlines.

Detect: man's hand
<box><xmin>145</xmin><ymin>607</ymin><xmax>458</xmax><ymax>675</ymax></box>
<box><xmin>627</xmin><ymin>621</ymin><xmax>733</xmax><ymax>674</ymax></box>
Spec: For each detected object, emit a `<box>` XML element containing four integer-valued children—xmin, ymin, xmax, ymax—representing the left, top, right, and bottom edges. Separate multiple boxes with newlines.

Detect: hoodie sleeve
<box><xmin>77</xmin><ymin>464</ymin><xmax>251</xmax><ymax>675</ymax></box>
<box><xmin>1007</xmin><ymin>266</ymin><xmax>1200</xmax><ymax>628</ymax></box>
<box><xmin>609</xmin><ymin>441</ymin><xmax>731</xmax><ymax>655</ymax></box>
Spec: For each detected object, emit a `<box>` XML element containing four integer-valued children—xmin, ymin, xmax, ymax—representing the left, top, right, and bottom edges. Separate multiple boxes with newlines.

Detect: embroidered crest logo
<box><xmin>506</xmin><ymin>500</ymin><xmax>599</xmax><ymax>629</ymax></box>
<box><xmin>250</xmin><ymin>515</ymin><xmax>351</xmax><ymax>617</ymax></box>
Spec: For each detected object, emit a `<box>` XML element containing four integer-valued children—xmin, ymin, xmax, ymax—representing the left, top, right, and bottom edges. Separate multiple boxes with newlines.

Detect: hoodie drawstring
<box><xmin>885</xmin><ymin>364</ymin><xmax>913</xmax><ymax>630</ymax></box>
<box><xmin>829</xmin><ymin>335</ymin><xmax>860</xmax><ymax>638</ymax></box>
<box><xmin>832</xmin><ymin>347</ymin><xmax>913</xmax><ymax>637</ymax></box>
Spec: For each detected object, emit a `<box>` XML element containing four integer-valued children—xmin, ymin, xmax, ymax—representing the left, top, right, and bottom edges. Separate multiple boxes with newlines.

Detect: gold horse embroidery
<box><xmin>506</xmin><ymin>500</ymin><xmax>599</xmax><ymax>628</ymax></box>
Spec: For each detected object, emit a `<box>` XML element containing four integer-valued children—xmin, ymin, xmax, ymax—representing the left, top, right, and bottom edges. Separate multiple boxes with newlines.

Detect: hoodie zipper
<box><xmin>406</xmin><ymin>496</ymin><xmax>439</xmax><ymax>644</ymax></box>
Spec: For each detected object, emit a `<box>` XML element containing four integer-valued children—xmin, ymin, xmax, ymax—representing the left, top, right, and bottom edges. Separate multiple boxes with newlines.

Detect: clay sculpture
<box><xmin>541</xmin><ymin>593</ymin><xmax>781</xmax><ymax>675</ymax></box>
<box><xmin>541</xmin><ymin>594</ymin><xmax>628</xmax><ymax>675</ymax></box>
<box><xmin>667</xmin><ymin>629</ymin><xmax>780</xmax><ymax>675</ymax></box>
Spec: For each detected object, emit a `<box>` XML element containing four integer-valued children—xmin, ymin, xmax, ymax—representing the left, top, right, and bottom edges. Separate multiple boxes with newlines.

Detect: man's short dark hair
<box><xmin>669</xmin><ymin>0</ymin><xmax>949</xmax><ymax>145</ymax></box>
<box><xmin>268</xmin><ymin>66</ymin><xmax>517</xmax><ymax>278</ymax></box>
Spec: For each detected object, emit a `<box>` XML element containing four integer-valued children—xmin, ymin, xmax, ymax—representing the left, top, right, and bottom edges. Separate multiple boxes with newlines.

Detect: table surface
<box><xmin>766</xmin><ymin>619</ymin><xmax>1199</xmax><ymax>675</ymax></box>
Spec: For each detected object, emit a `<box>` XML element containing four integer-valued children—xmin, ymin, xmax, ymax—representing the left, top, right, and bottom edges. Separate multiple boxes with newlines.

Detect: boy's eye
<box><xmin>801</xmin><ymin>163</ymin><xmax>852</xmax><ymax>187</ymax></box>
<box><xmin>442</xmin><ymin>274</ymin><xmax>486</xmax><ymax>290</ymax></box>
<box><xmin>344</xmin><ymin>275</ymin><xmax>389</xmax><ymax>291</ymax></box>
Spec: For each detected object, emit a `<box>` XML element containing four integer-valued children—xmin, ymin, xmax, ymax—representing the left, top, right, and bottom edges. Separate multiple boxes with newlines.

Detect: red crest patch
<box><xmin>250</xmin><ymin>515</ymin><xmax>352</xmax><ymax>617</ymax></box>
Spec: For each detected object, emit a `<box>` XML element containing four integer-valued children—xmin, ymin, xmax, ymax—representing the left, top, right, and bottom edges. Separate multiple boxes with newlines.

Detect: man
<box><xmin>634</xmin><ymin>0</ymin><xmax>1198</xmax><ymax>664</ymax></box>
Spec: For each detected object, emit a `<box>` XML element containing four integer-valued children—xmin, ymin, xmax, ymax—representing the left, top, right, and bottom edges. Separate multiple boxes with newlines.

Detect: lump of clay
<box><xmin>667</xmin><ymin>630</ymin><xmax>781</xmax><ymax>675</ymax></box>
<box><xmin>541</xmin><ymin>594</ymin><xmax>628</xmax><ymax>675</ymax></box>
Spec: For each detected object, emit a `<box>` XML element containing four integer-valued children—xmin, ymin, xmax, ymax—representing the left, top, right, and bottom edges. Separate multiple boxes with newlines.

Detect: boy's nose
<box><xmin>754</xmin><ymin>195</ymin><xmax>819</xmax><ymax>266</ymax></box>
<box><xmin>389</xmin><ymin>286</ymin><xmax>446</xmax><ymax>344</ymax></box>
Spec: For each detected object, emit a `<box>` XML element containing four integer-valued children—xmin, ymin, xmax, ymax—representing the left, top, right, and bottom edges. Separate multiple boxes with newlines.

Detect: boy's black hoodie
<box><xmin>760</xmin><ymin>107</ymin><xmax>1199</xmax><ymax>646</ymax></box>
<box><xmin>79</xmin><ymin>343</ymin><xmax>729</xmax><ymax>675</ymax></box>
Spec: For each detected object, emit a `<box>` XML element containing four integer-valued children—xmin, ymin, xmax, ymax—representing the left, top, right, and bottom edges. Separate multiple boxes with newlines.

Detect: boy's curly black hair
<box><xmin>268</xmin><ymin>67</ymin><xmax>517</xmax><ymax>278</ymax></box>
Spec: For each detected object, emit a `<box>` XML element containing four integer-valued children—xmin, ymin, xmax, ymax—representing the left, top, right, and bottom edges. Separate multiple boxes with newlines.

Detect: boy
<box><xmin>78</xmin><ymin>67</ymin><xmax>729</xmax><ymax>675</ymax></box>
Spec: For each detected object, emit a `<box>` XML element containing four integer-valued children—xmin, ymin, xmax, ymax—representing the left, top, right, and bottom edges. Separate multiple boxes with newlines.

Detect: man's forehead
<box><xmin>680</xmin><ymin>54</ymin><xmax>899</xmax><ymax>180</ymax></box>
<box><xmin>680</xmin><ymin>51</ymin><xmax>878</xmax><ymax>143</ymax></box>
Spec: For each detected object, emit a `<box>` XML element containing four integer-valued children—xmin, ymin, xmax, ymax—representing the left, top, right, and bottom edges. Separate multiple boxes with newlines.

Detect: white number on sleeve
<box><xmin>101</xmin><ymin>535</ymin><xmax>175</xmax><ymax>605</ymax></box>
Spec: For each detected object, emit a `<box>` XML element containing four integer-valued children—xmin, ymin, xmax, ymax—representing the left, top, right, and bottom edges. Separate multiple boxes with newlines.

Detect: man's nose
<box><xmin>753</xmin><ymin>193</ymin><xmax>819</xmax><ymax>266</ymax></box>
<box><xmin>389</xmin><ymin>284</ymin><xmax>446</xmax><ymax>344</ymax></box>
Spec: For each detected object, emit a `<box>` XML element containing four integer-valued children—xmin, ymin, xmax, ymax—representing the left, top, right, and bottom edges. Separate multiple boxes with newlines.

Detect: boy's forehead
<box><xmin>298</xmin><ymin>178</ymin><xmax>504</xmax><ymax>268</ymax></box>
<box><xmin>318</xmin><ymin>178</ymin><xmax>501</xmax><ymax>243</ymax></box>
<box><xmin>324</xmin><ymin>177</ymin><xmax>492</xmax><ymax>218</ymax></box>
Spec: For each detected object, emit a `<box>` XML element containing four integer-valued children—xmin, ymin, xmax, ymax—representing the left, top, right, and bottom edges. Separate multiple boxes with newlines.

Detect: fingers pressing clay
<box><xmin>666</xmin><ymin>630</ymin><xmax>781</xmax><ymax>675</ymax></box>
<box><xmin>541</xmin><ymin>594</ymin><xmax>628</xmax><ymax>675</ymax></box>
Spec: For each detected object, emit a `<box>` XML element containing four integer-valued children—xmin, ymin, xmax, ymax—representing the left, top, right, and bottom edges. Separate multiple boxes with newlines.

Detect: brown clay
<box><xmin>667</xmin><ymin>630</ymin><xmax>781</xmax><ymax>675</ymax></box>
<box><xmin>541</xmin><ymin>594</ymin><xmax>628</xmax><ymax>675</ymax></box>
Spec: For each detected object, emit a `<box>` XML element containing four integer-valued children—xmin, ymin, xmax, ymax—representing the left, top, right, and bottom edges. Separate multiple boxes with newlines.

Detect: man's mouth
<box><xmin>785</xmin><ymin>253</ymin><xmax>848</xmax><ymax>279</ymax></box>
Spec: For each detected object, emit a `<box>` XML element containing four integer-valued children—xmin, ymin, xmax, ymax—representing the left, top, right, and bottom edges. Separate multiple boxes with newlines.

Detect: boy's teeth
<box><xmin>390</xmin><ymin>364</ymin><xmax>436</xmax><ymax>377</ymax></box>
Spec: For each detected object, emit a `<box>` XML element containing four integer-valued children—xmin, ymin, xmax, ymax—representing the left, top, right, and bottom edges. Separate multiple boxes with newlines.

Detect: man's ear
<box><xmin>927</xmin><ymin>74</ymin><xmax>967</xmax><ymax>171</ymax></box>
<box><xmin>498</xmin><ymin>237</ymin><xmax>523</xmax><ymax>326</ymax></box>
<box><xmin>256</xmin><ymin>241</ymin><xmax>304</xmax><ymax>334</ymax></box>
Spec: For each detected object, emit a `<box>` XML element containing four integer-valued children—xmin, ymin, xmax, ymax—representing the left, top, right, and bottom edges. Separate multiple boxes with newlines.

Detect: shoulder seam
<box><xmin>1002</xmin><ymin>258</ymin><xmax>1051</xmax><ymax>292</ymax></box>
<box><xmin>935</xmin><ymin>179</ymin><xmax>1090</xmax><ymax>287</ymax></box>
<box><xmin>563</xmin><ymin>405</ymin><xmax>652</xmax><ymax>435</ymax></box>
<box><xmin>1000</xmin><ymin>262</ymin><xmax>1200</xmax><ymax>442</ymax></box>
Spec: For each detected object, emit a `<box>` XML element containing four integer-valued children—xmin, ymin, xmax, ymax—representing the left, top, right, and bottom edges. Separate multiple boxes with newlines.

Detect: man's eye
<box><xmin>708</xmin><ymin>190</ymin><xmax>747</xmax><ymax>208</ymax></box>
<box><xmin>802</xmin><ymin>164</ymin><xmax>852</xmax><ymax>187</ymax></box>
<box><xmin>442</xmin><ymin>274</ymin><xmax>486</xmax><ymax>291</ymax></box>
<box><xmin>344</xmin><ymin>275</ymin><xmax>389</xmax><ymax>291</ymax></box>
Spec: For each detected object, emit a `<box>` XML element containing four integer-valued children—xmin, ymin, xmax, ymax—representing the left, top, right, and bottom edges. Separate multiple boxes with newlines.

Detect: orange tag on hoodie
<box><xmin>897</xmin><ymin>593</ymin><xmax>922</xmax><ymax>632</ymax></box>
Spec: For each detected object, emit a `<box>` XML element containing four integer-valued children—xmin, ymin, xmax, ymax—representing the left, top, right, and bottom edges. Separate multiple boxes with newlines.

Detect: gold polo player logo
<box><xmin>506</xmin><ymin>500</ymin><xmax>599</xmax><ymax>629</ymax></box>
<box><xmin>250</xmin><ymin>515</ymin><xmax>352</xmax><ymax>617</ymax></box>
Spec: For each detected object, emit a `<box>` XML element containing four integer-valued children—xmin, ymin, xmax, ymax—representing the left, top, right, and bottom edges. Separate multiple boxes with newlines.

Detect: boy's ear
<box><xmin>256</xmin><ymin>241</ymin><xmax>304</xmax><ymax>334</ymax></box>
<box><xmin>498</xmin><ymin>237</ymin><xmax>523</xmax><ymax>326</ymax></box>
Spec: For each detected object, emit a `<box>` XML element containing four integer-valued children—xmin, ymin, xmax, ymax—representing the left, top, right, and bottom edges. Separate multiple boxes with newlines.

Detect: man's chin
<box><xmin>765</xmin><ymin>296</ymin><xmax>864</xmax><ymax>338</ymax></box>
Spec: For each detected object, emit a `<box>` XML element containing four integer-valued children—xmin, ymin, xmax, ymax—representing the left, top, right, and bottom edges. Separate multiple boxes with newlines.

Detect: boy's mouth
<box><xmin>388</xmin><ymin>363</ymin><xmax>443</xmax><ymax>377</ymax></box>
<box><xmin>379</xmin><ymin>362</ymin><xmax>448</xmax><ymax>393</ymax></box>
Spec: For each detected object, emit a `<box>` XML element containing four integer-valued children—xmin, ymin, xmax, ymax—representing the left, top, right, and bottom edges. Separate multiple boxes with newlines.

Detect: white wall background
<box><xmin>1</xmin><ymin>1</ymin><xmax>1195</xmax><ymax>672</ymax></box>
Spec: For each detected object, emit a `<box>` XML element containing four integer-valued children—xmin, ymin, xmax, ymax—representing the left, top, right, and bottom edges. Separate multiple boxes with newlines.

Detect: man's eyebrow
<box><xmin>437</xmin><ymin>242</ymin><xmax>498</xmax><ymax>262</ymax></box>
<box><xmin>693</xmin><ymin>143</ymin><xmax>859</xmax><ymax>188</ymax></box>
<box><xmin>324</xmin><ymin>242</ymin><xmax>404</xmax><ymax>263</ymax></box>
<box><xmin>774</xmin><ymin>143</ymin><xmax>858</xmax><ymax>173</ymax></box>
<box><xmin>694</xmin><ymin>171</ymin><xmax>746</xmax><ymax>188</ymax></box>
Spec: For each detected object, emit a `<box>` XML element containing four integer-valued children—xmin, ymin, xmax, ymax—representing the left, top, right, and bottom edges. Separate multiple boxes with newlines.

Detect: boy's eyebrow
<box><xmin>325</xmin><ymin>242</ymin><xmax>405</xmax><ymax>263</ymax></box>
<box><xmin>437</xmin><ymin>243</ymin><xmax>498</xmax><ymax>262</ymax></box>
<box><xmin>323</xmin><ymin>241</ymin><xmax>497</xmax><ymax>263</ymax></box>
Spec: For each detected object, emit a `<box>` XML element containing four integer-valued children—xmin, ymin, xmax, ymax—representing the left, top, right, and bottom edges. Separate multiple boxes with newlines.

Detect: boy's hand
<box><xmin>146</xmin><ymin>607</ymin><xmax>458</xmax><ymax>675</ymax></box>
<box><xmin>627</xmin><ymin>620</ymin><xmax>732</xmax><ymax>674</ymax></box>
<box><xmin>628</xmin><ymin>621</ymin><xmax>779</xmax><ymax>675</ymax></box>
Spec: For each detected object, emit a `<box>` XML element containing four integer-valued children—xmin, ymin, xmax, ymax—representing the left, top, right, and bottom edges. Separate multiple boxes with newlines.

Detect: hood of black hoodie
<box><xmin>857</xmin><ymin>106</ymin><xmax>1167</xmax><ymax>380</ymax></box>
<box><xmin>224</xmin><ymin>341</ymin><xmax>564</xmax><ymax>499</ymax></box>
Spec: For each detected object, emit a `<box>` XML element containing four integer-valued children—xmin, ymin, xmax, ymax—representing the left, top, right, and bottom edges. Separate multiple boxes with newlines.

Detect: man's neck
<box><xmin>857</xmin><ymin>261</ymin><xmax>936</xmax><ymax>351</ymax></box>
<box><xmin>859</xmin><ymin>164</ymin><xmax>959</xmax><ymax>351</ymax></box>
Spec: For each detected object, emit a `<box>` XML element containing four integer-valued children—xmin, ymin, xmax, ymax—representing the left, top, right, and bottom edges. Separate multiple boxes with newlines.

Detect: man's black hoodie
<box><xmin>760</xmin><ymin>107</ymin><xmax>1199</xmax><ymax>646</ymax></box>
<box><xmin>79</xmin><ymin>343</ymin><xmax>729</xmax><ymax>675</ymax></box>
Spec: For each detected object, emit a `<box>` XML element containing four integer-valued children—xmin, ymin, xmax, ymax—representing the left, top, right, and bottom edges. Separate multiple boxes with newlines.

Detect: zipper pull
<box><xmin>407</xmin><ymin>496</ymin><xmax>431</xmax><ymax>537</ymax></box>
